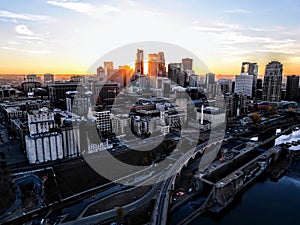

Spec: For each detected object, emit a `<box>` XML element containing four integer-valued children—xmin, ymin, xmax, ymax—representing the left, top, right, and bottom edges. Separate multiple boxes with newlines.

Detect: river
<box><xmin>171</xmin><ymin>129</ymin><xmax>300</xmax><ymax>225</ymax></box>
<box><xmin>189</xmin><ymin>174</ymin><xmax>300</xmax><ymax>225</ymax></box>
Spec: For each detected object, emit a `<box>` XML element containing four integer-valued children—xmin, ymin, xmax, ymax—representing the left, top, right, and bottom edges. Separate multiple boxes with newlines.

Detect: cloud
<box><xmin>15</xmin><ymin>25</ymin><xmax>33</xmax><ymax>35</ymax></box>
<box><xmin>191</xmin><ymin>21</ymin><xmax>241</xmax><ymax>33</ymax></box>
<box><xmin>220</xmin><ymin>32</ymin><xmax>298</xmax><ymax>45</ymax></box>
<box><xmin>47</xmin><ymin>0</ymin><xmax>120</xmax><ymax>15</ymax></box>
<box><xmin>2</xmin><ymin>46</ymin><xmax>50</xmax><ymax>54</ymax></box>
<box><xmin>16</xmin><ymin>36</ymin><xmax>46</xmax><ymax>40</ymax></box>
<box><xmin>224</xmin><ymin>8</ymin><xmax>252</xmax><ymax>14</ymax></box>
<box><xmin>46</xmin><ymin>0</ymin><xmax>162</xmax><ymax>18</ymax></box>
<box><xmin>0</xmin><ymin>10</ymin><xmax>50</xmax><ymax>21</ymax></box>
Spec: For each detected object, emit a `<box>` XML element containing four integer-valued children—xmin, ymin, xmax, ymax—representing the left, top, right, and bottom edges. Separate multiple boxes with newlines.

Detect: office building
<box><xmin>182</xmin><ymin>58</ymin><xmax>193</xmax><ymax>71</ymax></box>
<box><xmin>44</xmin><ymin>73</ymin><xmax>54</xmax><ymax>85</ymax></box>
<box><xmin>189</xmin><ymin>75</ymin><xmax>200</xmax><ymax>87</ymax></box>
<box><xmin>148</xmin><ymin>52</ymin><xmax>166</xmax><ymax>77</ymax></box>
<box><xmin>90</xmin><ymin>82</ymin><xmax>119</xmax><ymax>106</ymax></box>
<box><xmin>49</xmin><ymin>82</ymin><xmax>79</xmax><ymax>109</ymax></box>
<box><xmin>205</xmin><ymin>73</ymin><xmax>215</xmax><ymax>88</ymax></box>
<box><xmin>218</xmin><ymin>79</ymin><xmax>232</xmax><ymax>94</ymax></box>
<box><xmin>241</xmin><ymin>62</ymin><xmax>258</xmax><ymax>97</ymax></box>
<box><xmin>168</xmin><ymin>63</ymin><xmax>182</xmax><ymax>83</ymax></box>
<box><xmin>104</xmin><ymin>61</ymin><xmax>114</xmax><ymax>76</ymax></box>
<box><xmin>263</xmin><ymin>61</ymin><xmax>283</xmax><ymax>102</ymax></box>
<box><xmin>94</xmin><ymin>111</ymin><xmax>112</xmax><ymax>136</ymax></box>
<box><xmin>234</xmin><ymin>74</ymin><xmax>253</xmax><ymax>97</ymax></box>
<box><xmin>26</xmin><ymin>74</ymin><xmax>37</xmax><ymax>82</ymax></box>
<box><xmin>286</xmin><ymin>75</ymin><xmax>299</xmax><ymax>101</ymax></box>
<box><xmin>97</xmin><ymin>66</ymin><xmax>106</xmax><ymax>80</ymax></box>
<box><xmin>135</xmin><ymin>49</ymin><xmax>144</xmax><ymax>74</ymax></box>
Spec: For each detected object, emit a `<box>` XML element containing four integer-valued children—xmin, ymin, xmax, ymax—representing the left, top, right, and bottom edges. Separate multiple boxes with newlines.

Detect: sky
<box><xmin>0</xmin><ymin>0</ymin><xmax>300</xmax><ymax>75</ymax></box>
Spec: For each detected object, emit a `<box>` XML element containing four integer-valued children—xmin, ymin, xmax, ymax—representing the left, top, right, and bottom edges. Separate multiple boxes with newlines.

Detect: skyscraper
<box><xmin>286</xmin><ymin>75</ymin><xmax>299</xmax><ymax>101</ymax></box>
<box><xmin>256</xmin><ymin>78</ymin><xmax>263</xmax><ymax>99</ymax></box>
<box><xmin>157</xmin><ymin>52</ymin><xmax>166</xmax><ymax>77</ymax></box>
<box><xmin>148</xmin><ymin>53</ymin><xmax>159</xmax><ymax>76</ymax></box>
<box><xmin>205</xmin><ymin>73</ymin><xmax>215</xmax><ymax>88</ymax></box>
<box><xmin>241</xmin><ymin>62</ymin><xmax>258</xmax><ymax>97</ymax></box>
<box><xmin>104</xmin><ymin>62</ymin><xmax>114</xmax><ymax>76</ymax></box>
<box><xmin>182</xmin><ymin>58</ymin><xmax>193</xmax><ymax>71</ymax></box>
<box><xmin>148</xmin><ymin>52</ymin><xmax>166</xmax><ymax>77</ymax></box>
<box><xmin>168</xmin><ymin>63</ymin><xmax>182</xmax><ymax>83</ymax></box>
<box><xmin>44</xmin><ymin>73</ymin><xmax>54</xmax><ymax>84</ymax></box>
<box><xmin>135</xmin><ymin>49</ymin><xmax>144</xmax><ymax>74</ymax></box>
<box><xmin>234</xmin><ymin>74</ymin><xmax>253</xmax><ymax>97</ymax></box>
<box><xmin>27</xmin><ymin>74</ymin><xmax>37</xmax><ymax>82</ymax></box>
<box><xmin>263</xmin><ymin>61</ymin><xmax>283</xmax><ymax>102</ymax></box>
<box><xmin>96</xmin><ymin>66</ymin><xmax>106</xmax><ymax>81</ymax></box>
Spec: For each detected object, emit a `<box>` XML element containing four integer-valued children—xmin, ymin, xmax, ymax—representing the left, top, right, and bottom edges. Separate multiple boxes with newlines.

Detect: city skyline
<box><xmin>1</xmin><ymin>0</ymin><xmax>300</xmax><ymax>75</ymax></box>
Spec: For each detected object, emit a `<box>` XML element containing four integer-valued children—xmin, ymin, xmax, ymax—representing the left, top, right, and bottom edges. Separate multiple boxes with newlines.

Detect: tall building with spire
<box><xmin>263</xmin><ymin>61</ymin><xmax>283</xmax><ymax>102</ymax></box>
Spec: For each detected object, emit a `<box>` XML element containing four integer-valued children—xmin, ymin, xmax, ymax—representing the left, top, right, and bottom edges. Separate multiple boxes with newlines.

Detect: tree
<box><xmin>142</xmin><ymin>156</ymin><xmax>149</xmax><ymax>166</ymax></box>
<box><xmin>287</xmin><ymin>107</ymin><xmax>296</xmax><ymax>117</ymax></box>
<box><xmin>250</xmin><ymin>113</ymin><xmax>261</xmax><ymax>124</ymax></box>
<box><xmin>266</xmin><ymin>105</ymin><xmax>277</xmax><ymax>115</ymax></box>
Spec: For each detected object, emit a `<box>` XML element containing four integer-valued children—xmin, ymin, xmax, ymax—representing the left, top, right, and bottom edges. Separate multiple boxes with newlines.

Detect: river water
<box><xmin>189</xmin><ymin>174</ymin><xmax>300</xmax><ymax>225</ymax></box>
<box><xmin>172</xmin><ymin>129</ymin><xmax>300</xmax><ymax>225</ymax></box>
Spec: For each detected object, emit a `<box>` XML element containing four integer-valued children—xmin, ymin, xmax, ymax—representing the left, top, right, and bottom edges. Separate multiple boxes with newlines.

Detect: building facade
<box><xmin>234</xmin><ymin>74</ymin><xmax>253</xmax><ymax>97</ymax></box>
<box><xmin>241</xmin><ymin>62</ymin><xmax>258</xmax><ymax>97</ymax></box>
<box><xmin>286</xmin><ymin>75</ymin><xmax>299</xmax><ymax>101</ymax></box>
<box><xmin>263</xmin><ymin>61</ymin><xmax>283</xmax><ymax>102</ymax></box>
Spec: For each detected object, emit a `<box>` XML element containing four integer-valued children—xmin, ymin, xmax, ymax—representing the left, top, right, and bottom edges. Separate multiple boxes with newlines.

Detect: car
<box><xmin>176</xmin><ymin>191</ymin><xmax>184</xmax><ymax>196</ymax></box>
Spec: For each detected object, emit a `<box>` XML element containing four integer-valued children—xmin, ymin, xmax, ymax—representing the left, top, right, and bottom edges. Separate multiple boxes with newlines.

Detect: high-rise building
<box><xmin>109</xmin><ymin>65</ymin><xmax>132</xmax><ymax>87</ymax></box>
<box><xmin>182</xmin><ymin>58</ymin><xmax>193</xmax><ymax>71</ymax></box>
<box><xmin>66</xmin><ymin>89</ymin><xmax>92</xmax><ymax>116</ymax></box>
<box><xmin>27</xmin><ymin>74</ymin><xmax>37</xmax><ymax>82</ymax></box>
<box><xmin>234</xmin><ymin>74</ymin><xmax>253</xmax><ymax>97</ymax></box>
<box><xmin>286</xmin><ymin>75</ymin><xmax>299</xmax><ymax>101</ymax></box>
<box><xmin>218</xmin><ymin>79</ymin><xmax>232</xmax><ymax>94</ymax></box>
<box><xmin>177</xmin><ymin>71</ymin><xmax>186</xmax><ymax>87</ymax></box>
<box><xmin>263</xmin><ymin>61</ymin><xmax>283</xmax><ymax>102</ymax></box>
<box><xmin>168</xmin><ymin>63</ymin><xmax>182</xmax><ymax>83</ymax></box>
<box><xmin>90</xmin><ymin>82</ymin><xmax>119</xmax><ymax>106</ymax></box>
<box><xmin>257</xmin><ymin>78</ymin><xmax>263</xmax><ymax>89</ymax></box>
<box><xmin>49</xmin><ymin>82</ymin><xmax>79</xmax><ymax>109</ymax></box>
<box><xmin>104</xmin><ymin>62</ymin><xmax>114</xmax><ymax>76</ymax></box>
<box><xmin>97</xmin><ymin>66</ymin><xmax>106</xmax><ymax>80</ymax></box>
<box><xmin>135</xmin><ymin>49</ymin><xmax>144</xmax><ymax>74</ymax></box>
<box><xmin>157</xmin><ymin>52</ymin><xmax>166</xmax><ymax>77</ymax></box>
<box><xmin>189</xmin><ymin>75</ymin><xmax>200</xmax><ymax>87</ymax></box>
<box><xmin>148</xmin><ymin>54</ymin><xmax>159</xmax><ymax>76</ymax></box>
<box><xmin>44</xmin><ymin>73</ymin><xmax>54</xmax><ymax>84</ymax></box>
<box><xmin>205</xmin><ymin>73</ymin><xmax>215</xmax><ymax>87</ymax></box>
<box><xmin>148</xmin><ymin>52</ymin><xmax>166</xmax><ymax>77</ymax></box>
<box><xmin>207</xmin><ymin>83</ymin><xmax>222</xmax><ymax>98</ymax></box>
<box><xmin>256</xmin><ymin>78</ymin><xmax>263</xmax><ymax>99</ymax></box>
<box><xmin>163</xmin><ymin>79</ymin><xmax>171</xmax><ymax>96</ymax></box>
<box><xmin>241</xmin><ymin>62</ymin><xmax>258</xmax><ymax>97</ymax></box>
<box><xmin>94</xmin><ymin>111</ymin><xmax>112</xmax><ymax>136</ymax></box>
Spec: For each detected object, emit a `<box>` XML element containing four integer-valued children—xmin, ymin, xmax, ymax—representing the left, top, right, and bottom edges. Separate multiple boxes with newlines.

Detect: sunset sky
<box><xmin>1</xmin><ymin>0</ymin><xmax>300</xmax><ymax>75</ymax></box>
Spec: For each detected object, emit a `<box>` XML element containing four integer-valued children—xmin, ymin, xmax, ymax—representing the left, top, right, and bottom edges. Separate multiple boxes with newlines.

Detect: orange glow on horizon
<box><xmin>1</xmin><ymin>56</ymin><xmax>300</xmax><ymax>76</ymax></box>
